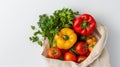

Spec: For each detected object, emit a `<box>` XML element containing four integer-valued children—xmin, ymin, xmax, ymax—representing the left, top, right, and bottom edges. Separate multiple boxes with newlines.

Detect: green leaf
<box><xmin>69</xmin><ymin>47</ymin><xmax>79</xmax><ymax>55</ymax></box>
<box><xmin>31</xmin><ymin>25</ymin><xmax>35</xmax><ymax>30</ymax></box>
<box><xmin>34</xmin><ymin>30</ymin><xmax>42</xmax><ymax>36</ymax></box>
<box><xmin>29</xmin><ymin>37</ymin><xmax>32</xmax><ymax>41</ymax></box>
<box><xmin>29</xmin><ymin>36</ymin><xmax>39</xmax><ymax>42</ymax></box>
<box><xmin>74</xmin><ymin>11</ymin><xmax>79</xmax><ymax>15</ymax></box>
<box><xmin>37</xmin><ymin>41</ymin><xmax>42</xmax><ymax>46</ymax></box>
<box><xmin>63</xmin><ymin>24</ymin><xmax>71</xmax><ymax>28</ymax></box>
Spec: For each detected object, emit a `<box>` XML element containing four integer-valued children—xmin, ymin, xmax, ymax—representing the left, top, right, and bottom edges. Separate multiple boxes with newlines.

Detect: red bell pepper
<box><xmin>73</xmin><ymin>14</ymin><xmax>96</xmax><ymax>36</ymax></box>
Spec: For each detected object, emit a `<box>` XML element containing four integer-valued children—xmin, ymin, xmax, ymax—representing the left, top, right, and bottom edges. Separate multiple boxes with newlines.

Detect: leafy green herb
<box><xmin>29</xmin><ymin>8</ymin><xmax>79</xmax><ymax>47</ymax></box>
<box><xmin>29</xmin><ymin>36</ymin><xmax>39</xmax><ymax>42</ymax></box>
<box><xmin>31</xmin><ymin>25</ymin><xmax>35</xmax><ymax>30</ymax></box>
<box><xmin>34</xmin><ymin>30</ymin><xmax>42</xmax><ymax>36</ymax></box>
<box><xmin>37</xmin><ymin>41</ymin><xmax>42</xmax><ymax>46</ymax></box>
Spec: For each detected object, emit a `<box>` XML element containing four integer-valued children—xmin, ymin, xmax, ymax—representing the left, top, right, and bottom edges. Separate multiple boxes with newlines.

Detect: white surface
<box><xmin>0</xmin><ymin>0</ymin><xmax>120</xmax><ymax>67</ymax></box>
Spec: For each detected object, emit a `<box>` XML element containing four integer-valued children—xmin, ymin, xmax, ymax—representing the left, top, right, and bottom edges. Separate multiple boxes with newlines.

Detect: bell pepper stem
<box><xmin>81</xmin><ymin>20</ymin><xmax>89</xmax><ymax>28</ymax></box>
<box><xmin>63</xmin><ymin>35</ymin><xmax>69</xmax><ymax>40</ymax></box>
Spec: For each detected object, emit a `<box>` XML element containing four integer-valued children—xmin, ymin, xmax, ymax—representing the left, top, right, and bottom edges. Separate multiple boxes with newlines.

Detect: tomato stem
<box><xmin>53</xmin><ymin>50</ymin><xmax>57</xmax><ymax>55</ymax></box>
<box><xmin>83</xmin><ymin>44</ymin><xmax>87</xmax><ymax>49</ymax></box>
<box><xmin>90</xmin><ymin>44</ymin><xmax>95</xmax><ymax>48</ymax></box>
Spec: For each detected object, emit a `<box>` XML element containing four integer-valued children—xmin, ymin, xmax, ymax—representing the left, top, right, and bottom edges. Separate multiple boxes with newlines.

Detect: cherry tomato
<box><xmin>64</xmin><ymin>52</ymin><xmax>77</xmax><ymax>62</ymax></box>
<box><xmin>77</xmin><ymin>56</ymin><xmax>87</xmax><ymax>63</ymax></box>
<box><xmin>61</xmin><ymin>49</ymin><xmax>68</xmax><ymax>54</ymax></box>
<box><xmin>86</xmin><ymin>51</ymin><xmax>90</xmax><ymax>57</ymax></box>
<box><xmin>75</xmin><ymin>42</ymin><xmax>88</xmax><ymax>55</ymax></box>
<box><xmin>47</xmin><ymin>47</ymin><xmax>61</xmax><ymax>59</ymax></box>
<box><xmin>88</xmin><ymin>42</ymin><xmax>97</xmax><ymax>52</ymax></box>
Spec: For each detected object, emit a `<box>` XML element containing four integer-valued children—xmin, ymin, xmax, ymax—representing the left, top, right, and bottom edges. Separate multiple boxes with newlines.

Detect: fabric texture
<box><xmin>41</xmin><ymin>23</ymin><xmax>111</xmax><ymax>67</ymax></box>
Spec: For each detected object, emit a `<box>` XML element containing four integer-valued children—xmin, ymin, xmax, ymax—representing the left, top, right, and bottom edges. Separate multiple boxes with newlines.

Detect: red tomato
<box><xmin>77</xmin><ymin>56</ymin><xmax>87</xmax><ymax>63</ymax></box>
<box><xmin>75</xmin><ymin>42</ymin><xmax>88</xmax><ymax>55</ymax></box>
<box><xmin>86</xmin><ymin>51</ymin><xmax>90</xmax><ymax>57</ymax></box>
<box><xmin>47</xmin><ymin>47</ymin><xmax>61</xmax><ymax>59</ymax></box>
<box><xmin>64</xmin><ymin>52</ymin><xmax>77</xmax><ymax>62</ymax></box>
<box><xmin>61</xmin><ymin>49</ymin><xmax>68</xmax><ymax>54</ymax></box>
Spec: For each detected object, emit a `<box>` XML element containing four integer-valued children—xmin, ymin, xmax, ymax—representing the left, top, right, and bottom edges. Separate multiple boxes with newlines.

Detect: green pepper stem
<box><xmin>81</xmin><ymin>20</ymin><xmax>89</xmax><ymax>28</ymax></box>
<box><xmin>63</xmin><ymin>35</ymin><xmax>69</xmax><ymax>40</ymax></box>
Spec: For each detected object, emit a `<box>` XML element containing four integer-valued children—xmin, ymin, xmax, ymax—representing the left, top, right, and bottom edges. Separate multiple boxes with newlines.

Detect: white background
<box><xmin>0</xmin><ymin>0</ymin><xmax>120</xmax><ymax>67</ymax></box>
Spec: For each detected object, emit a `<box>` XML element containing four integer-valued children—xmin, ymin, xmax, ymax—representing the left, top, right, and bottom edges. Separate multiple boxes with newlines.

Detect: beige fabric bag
<box><xmin>41</xmin><ymin>23</ymin><xmax>111</xmax><ymax>67</ymax></box>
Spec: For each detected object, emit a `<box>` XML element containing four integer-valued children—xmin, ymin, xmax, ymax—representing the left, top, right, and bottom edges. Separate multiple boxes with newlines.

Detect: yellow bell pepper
<box><xmin>54</xmin><ymin>28</ymin><xmax>77</xmax><ymax>49</ymax></box>
<box><xmin>86</xmin><ymin>35</ymin><xmax>97</xmax><ymax>52</ymax></box>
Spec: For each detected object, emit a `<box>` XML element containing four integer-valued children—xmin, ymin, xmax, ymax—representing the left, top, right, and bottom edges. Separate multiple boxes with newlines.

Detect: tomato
<box><xmin>64</xmin><ymin>52</ymin><xmax>77</xmax><ymax>62</ymax></box>
<box><xmin>86</xmin><ymin>51</ymin><xmax>90</xmax><ymax>57</ymax></box>
<box><xmin>61</xmin><ymin>49</ymin><xmax>68</xmax><ymax>54</ymax></box>
<box><xmin>86</xmin><ymin>35</ymin><xmax>97</xmax><ymax>45</ymax></box>
<box><xmin>75</xmin><ymin>42</ymin><xmax>88</xmax><ymax>55</ymax></box>
<box><xmin>77</xmin><ymin>56</ymin><xmax>87</xmax><ymax>63</ymax></box>
<box><xmin>47</xmin><ymin>47</ymin><xmax>61</xmax><ymax>59</ymax></box>
<box><xmin>88</xmin><ymin>42</ymin><xmax>97</xmax><ymax>52</ymax></box>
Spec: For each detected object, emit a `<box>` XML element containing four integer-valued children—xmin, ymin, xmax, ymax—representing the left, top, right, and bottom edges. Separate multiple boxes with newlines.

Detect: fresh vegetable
<box><xmin>47</xmin><ymin>47</ymin><xmax>62</xmax><ymax>59</ymax></box>
<box><xmin>88</xmin><ymin>42</ymin><xmax>97</xmax><ymax>52</ymax></box>
<box><xmin>77</xmin><ymin>56</ymin><xmax>87</xmax><ymax>63</ymax></box>
<box><xmin>61</xmin><ymin>49</ymin><xmax>68</xmax><ymax>54</ymax></box>
<box><xmin>75</xmin><ymin>42</ymin><xmax>88</xmax><ymax>55</ymax></box>
<box><xmin>29</xmin><ymin>8</ymin><xmax>79</xmax><ymax>47</ymax></box>
<box><xmin>86</xmin><ymin>35</ymin><xmax>97</xmax><ymax>45</ymax></box>
<box><xmin>86</xmin><ymin>51</ymin><xmax>90</xmax><ymax>57</ymax></box>
<box><xmin>86</xmin><ymin>35</ymin><xmax>97</xmax><ymax>52</ymax></box>
<box><xmin>54</xmin><ymin>28</ymin><xmax>77</xmax><ymax>49</ymax></box>
<box><xmin>64</xmin><ymin>52</ymin><xmax>77</xmax><ymax>62</ymax></box>
<box><xmin>69</xmin><ymin>47</ymin><xmax>79</xmax><ymax>55</ymax></box>
<box><xmin>73</xmin><ymin>14</ymin><xmax>96</xmax><ymax>36</ymax></box>
<box><xmin>29</xmin><ymin>8</ymin><xmax>98</xmax><ymax>63</ymax></box>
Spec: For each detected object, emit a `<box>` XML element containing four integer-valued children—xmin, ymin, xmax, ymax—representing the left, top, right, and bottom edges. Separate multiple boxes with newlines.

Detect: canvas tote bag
<box><xmin>41</xmin><ymin>23</ymin><xmax>111</xmax><ymax>67</ymax></box>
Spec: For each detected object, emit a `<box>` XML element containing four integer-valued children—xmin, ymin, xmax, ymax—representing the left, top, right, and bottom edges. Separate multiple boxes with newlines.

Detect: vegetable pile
<box><xmin>29</xmin><ymin>8</ymin><xmax>97</xmax><ymax>63</ymax></box>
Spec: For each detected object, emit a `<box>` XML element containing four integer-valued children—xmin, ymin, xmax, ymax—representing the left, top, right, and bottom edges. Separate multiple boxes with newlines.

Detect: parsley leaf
<box><xmin>31</xmin><ymin>25</ymin><xmax>35</xmax><ymax>30</ymax></box>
